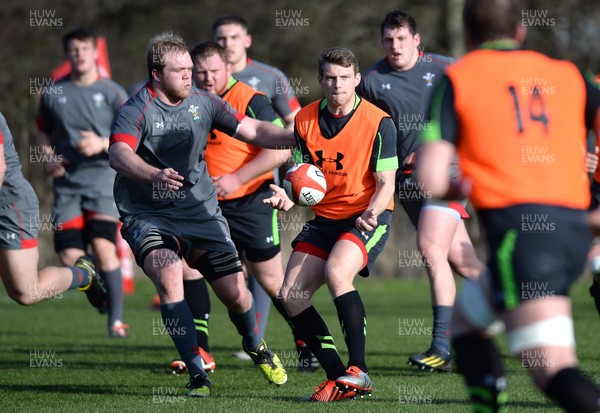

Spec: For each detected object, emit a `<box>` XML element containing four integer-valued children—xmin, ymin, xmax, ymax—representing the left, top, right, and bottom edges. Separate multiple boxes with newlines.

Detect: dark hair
<box><xmin>317</xmin><ymin>47</ymin><xmax>359</xmax><ymax>78</ymax></box>
<box><xmin>63</xmin><ymin>27</ymin><xmax>97</xmax><ymax>52</ymax></box>
<box><xmin>146</xmin><ymin>32</ymin><xmax>189</xmax><ymax>79</ymax></box>
<box><xmin>190</xmin><ymin>41</ymin><xmax>227</xmax><ymax>63</ymax></box>
<box><xmin>380</xmin><ymin>10</ymin><xmax>417</xmax><ymax>38</ymax></box>
<box><xmin>212</xmin><ymin>14</ymin><xmax>248</xmax><ymax>34</ymax></box>
<box><xmin>463</xmin><ymin>0</ymin><xmax>523</xmax><ymax>45</ymax></box>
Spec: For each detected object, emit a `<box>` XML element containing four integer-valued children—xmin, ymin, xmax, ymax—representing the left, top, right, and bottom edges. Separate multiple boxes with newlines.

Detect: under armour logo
<box><xmin>381</xmin><ymin>83</ymin><xmax>391</xmax><ymax>90</ymax></box>
<box><xmin>5</xmin><ymin>233</ymin><xmax>16</xmax><ymax>240</ymax></box>
<box><xmin>315</xmin><ymin>150</ymin><xmax>344</xmax><ymax>170</ymax></box>
<box><xmin>265</xmin><ymin>236</ymin><xmax>274</xmax><ymax>244</ymax></box>
<box><xmin>154</xmin><ymin>121</ymin><xmax>164</xmax><ymax>129</ymax></box>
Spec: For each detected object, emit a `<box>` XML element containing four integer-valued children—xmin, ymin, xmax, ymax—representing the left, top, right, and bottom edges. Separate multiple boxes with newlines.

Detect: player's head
<box><xmin>63</xmin><ymin>27</ymin><xmax>98</xmax><ymax>76</ymax></box>
<box><xmin>317</xmin><ymin>47</ymin><xmax>361</xmax><ymax>110</ymax></box>
<box><xmin>212</xmin><ymin>14</ymin><xmax>251</xmax><ymax>68</ymax></box>
<box><xmin>380</xmin><ymin>10</ymin><xmax>421</xmax><ymax>71</ymax></box>
<box><xmin>463</xmin><ymin>0</ymin><xmax>525</xmax><ymax>48</ymax></box>
<box><xmin>190</xmin><ymin>41</ymin><xmax>232</xmax><ymax>95</ymax></box>
<box><xmin>146</xmin><ymin>32</ymin><xmax>193</xmax><ymax>102</ymax></box>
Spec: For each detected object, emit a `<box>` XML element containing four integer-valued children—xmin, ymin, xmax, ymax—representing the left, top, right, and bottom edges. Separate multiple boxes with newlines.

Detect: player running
<box><xmin>358</xmin><ymin>10</ymin><xmax>484</xmax><ymax>371</ymax></box>
<box><xmin>417</xmin><ymin>0</ymin><xmax>600</xmax><ymax>411</ymax></box>
<box><xmin>0</xmin><ymin>111</ymin><xmax>106</xmax><ymax>310</ymax></box>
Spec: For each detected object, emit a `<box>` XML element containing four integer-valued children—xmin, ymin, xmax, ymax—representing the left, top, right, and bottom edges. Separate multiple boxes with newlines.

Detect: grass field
<box><xmin>0</xmin><ymin>276</ymin><xmax>598</xmax><ymax>412</ymax></box>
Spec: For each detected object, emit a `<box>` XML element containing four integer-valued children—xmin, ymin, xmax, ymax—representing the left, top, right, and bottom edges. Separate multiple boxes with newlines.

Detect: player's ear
<box><xmin>151</xmin><ymin>68</ymin><xmax>161</xmax><ymax>82</ymax></box>
<box><xmin>245</xmin><ymin>34</ymin><xmax>252</xmax><ymax>49</ymax></box>
<box><xmin>413</xmin><ymin>33</ymin><xmax>421</xmax><ymax>48</ymax></box>
<box><xmin>355</xmin><ymin>72</ymin><xmax>361</xmax><ymax>87</ymax></box>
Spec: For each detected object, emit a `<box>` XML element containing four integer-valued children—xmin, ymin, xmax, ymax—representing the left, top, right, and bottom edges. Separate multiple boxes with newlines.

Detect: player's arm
<box><xmin>271</xmin><ymin>70</ymin><xmax>301</xmax><ymax>131</ymax></box>
<box><xmin>35</xmin><ymin>110</ymin><xmax>66</xmax><ymax>178</ymax></box>
<box><xmin>210</xmin><ymin>93</ymin><xmax>295</xmax><ymax>149</ymax></box>
<box><xmin>78</xmin><ymin>130</ymin><xmax>109</xmax><ymax>156</ymax></box>
<box><xmin>235</xmin><ymin>117</ymin><xmax>295</xmax><ymax>148</ymax></box>
<box><xmin>109</xmin><ymin>142</ymin><xmax>183</xmax><ymax>189</ymax></box>
<box><xmin>356</xmin><ymin>117</ymin><xmax>398</xmax><ymax>231</ymax></box>
<box><xmin>0</xmin><ymin>142</ymin><xmax>5</xmax><ymax>190</ymax></box>
<box><xmin>214</xmin><ymin>94</ymin><xmax>291</xmax><ymax>197</ymax></box>
<box><xmin>109</xmin><ymin>106</ymin><xmax>183</xmax><ymax>189</ymax></box>
<box><xmin>417</xmin><ymin>76</ymin><xmax>471</xmax><ymax>200</ymax></box>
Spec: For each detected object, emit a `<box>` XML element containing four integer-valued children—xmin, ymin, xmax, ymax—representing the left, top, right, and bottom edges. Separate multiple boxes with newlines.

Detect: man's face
<box><xmin>192</xmin><ymin>52</ymin><xmax>232</xmax><ymax>95</ymax></box>
<box><xmin>318</xmin><ymin>62</ymin><xmax>360</xmax><ymax>109</ymax></box>
<box><xmin>381</xmin><ymin>26</ymin><xmax>421</xmax><ymax>71</ymax></box>
<box><xmin>213</xmin><ymin>23</ymin><xmax>251</xmax><ymax>67</ymax></box>
<box><xmin>154</xmin><ymin>51</ymin><xmax>193</xmax><ymax>102</ymax></box>
<box><xmin>66</xmin><ymin>38</ymin><xmax>98</xmax><ymax>76</ymax></box>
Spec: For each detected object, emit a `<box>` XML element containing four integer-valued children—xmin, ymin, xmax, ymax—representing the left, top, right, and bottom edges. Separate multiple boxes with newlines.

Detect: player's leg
<box><xmin>53</xmin><ymin>192</ymin><xmax>87</xmax><ymax>265</ymax></box>
<box><xmin>0</xmin><ymin>196</ymin><xmax>104</xmax><ymax>307</ymax></box>
<box><xmin>448</xmin><ymin>219</ymin><xmax>485</xmax><ymax>280</ymax></box>
<box><xmin>87</xmin><ymin>211</ymin><xmax>127</xmax><ymax>337</ymax></box>
<box><xmin>452</xmin><ymin>270</ymin><xmax>508</xmax><ymax>412</ymax></box>
<box><xmin>281</xmin><ymin>250</ymin><xmax>352</xmax><ymax>401</ymax></box>
<box><xmin>190</xmin><ymin>248</ymin><xmax>287</xmax><ymax>385</ymax></box>
<box><xmin>412</xmin><ymin>204</ymin><xmax>462</xmax><ymax>370</ymax></box>
<box><xmin>122</xmin><ymin>218</ymin><xmax>210</xmax><ymax>396</ymax></box>
<box><xmin>247</xmin><ymin>244</ymin><xmax>318</xmax><ymax>371</ymax></box>
<box><xmin>328</xmin><ymin>211</ymin><xmax>392</xmax><ymax>395</ymax></box>
<box><xmin>588</xmin><ymin>240</ymin><xmax>600</xmax><ymax>314</ymax></box>
<box><xmin>0</xmin><ymin>248</ymin><xmax>102</xmax><ymax>305</ymax></box>
<box><xmin>503</xmin><ymin>297</ymin><xmax>600</xmax><ymax>411</ymax></box>
<box><xmin>181</xmin><ymin>261</ymin><xmax>214</xmax><ymax>371</ymax></box>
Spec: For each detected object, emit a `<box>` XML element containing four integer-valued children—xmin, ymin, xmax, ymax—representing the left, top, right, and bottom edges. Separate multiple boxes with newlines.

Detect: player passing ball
<box><xmin>264</xmin><ymin>47</ymin><xmax>398</xmax><ymax>402</ymax></box>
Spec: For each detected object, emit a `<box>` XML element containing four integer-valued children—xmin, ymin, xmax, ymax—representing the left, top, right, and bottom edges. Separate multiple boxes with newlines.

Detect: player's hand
<box><xmin>263</xmin><ymin>184</ymin><xmax>294</xmax><ymax>211</ymax></box>
<box><xmin>45</xmin><ymin>155</ymin><xmax>68</xmax><ymax>178</ymax></box>
<box><xmin>356</xmin><ymin>209</ymin><xmax>378</xmax><ymax>232</ymax></box>
<box><xmin>586</xmin><ymin>148</ymin><xmax>599</xmax><ymax>174</ymax></box>
<box><xmin>78</xmin><ymin>131</ymin><xmax>106</xmax><ymax>156</ymax></box>
<box><xmin>213</xmin><ymin>173</ymin><xmax>241</xmax><ymax>199</ymax></box>
<box><xmin>152</xmin><ymin>168</ymin><xmax>184</xmax><ymax>190</ymax></box>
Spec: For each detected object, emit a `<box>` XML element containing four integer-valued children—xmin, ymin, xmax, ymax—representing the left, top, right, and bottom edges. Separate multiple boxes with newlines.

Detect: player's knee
<box><xmin>7</xmin><ymin>288</ymin><xmax>36</xmax><ymax>306</ymax></box>
<box><xmin>448</xmin><ymin>244</ymin><xmax>483</xmax><ymax>279</ymax></box>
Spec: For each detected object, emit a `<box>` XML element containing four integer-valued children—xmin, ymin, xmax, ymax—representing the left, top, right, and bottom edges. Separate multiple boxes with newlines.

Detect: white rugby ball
<box><xmin>282</xmin><ymin>163</ymin><xmax>327</xmax><ymax>206</ymax></box>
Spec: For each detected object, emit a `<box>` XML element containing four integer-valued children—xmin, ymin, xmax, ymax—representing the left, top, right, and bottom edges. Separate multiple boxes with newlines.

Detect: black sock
<box><xmin>101</xmin><ymin>268</ymin><xmax>124</xmax><ymax>326</ymax></box>
<box><xmin>183</xmin><ymin>278</ymin><xmax>211</xmax><ymax>352</ymax></box>
<box><xmin>271</xmin><ymin>295</ymin><xmax>301</xmax><ymax>343</ymax></box>
<box><xmin>291</xmin><ymin>305</ymin><xmax>346</xmax><ymax>380</ymax></box>
<box><xmin>453</xmin><ymin>333</ymin><xmax>507</xmax><ymax>412</ymax></box>
<box><xmin>431</xmin><ymin>305</ymin><xmax>452</xmax><ymax>354</ymax></box>
<box><xmin>544</xmin><ymin>367</ymin><xmax>600</xmax><ymax>412</ymax></box>
<box><xmin>160</xmin><ymin>300</ymin><xmax>205</xmax><ymax>379</ymax></box>
<box><xmin>228</xmin><ymin>299</ymin><xmax>260</xmax><ymax>352</ymax></box>
<box><xmin>333</xmin><ymin>290</ymin><xmax>367</xmax><ymax>372</ymax></box>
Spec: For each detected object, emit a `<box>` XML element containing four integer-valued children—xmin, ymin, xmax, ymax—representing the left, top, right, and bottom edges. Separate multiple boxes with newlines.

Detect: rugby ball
<box><xmin>283</xmin><ymin>163</ymin><xmax>327</xmax><ymax>206</ymax></box>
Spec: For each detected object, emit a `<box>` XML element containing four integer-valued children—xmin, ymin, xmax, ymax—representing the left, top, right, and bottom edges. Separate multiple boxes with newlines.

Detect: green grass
<box><xmin>0</xmin><ymin>276</ymin><xmax>598</xmax><ymax>412</ymax></box>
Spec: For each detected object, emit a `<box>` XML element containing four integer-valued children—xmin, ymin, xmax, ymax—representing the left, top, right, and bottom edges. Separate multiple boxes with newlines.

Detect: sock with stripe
<box><xmin>160</xmin><ymin>300</ymin><xmax>205</xmax><ymax>379</ymax></box>
<box><xmin>228</xmin><ymin>299</ymin><xmax>261</xmax><ymax>353</ymax></box>
<box><xmin>248</xmin><ymin>274</ymin><xmax>271</xmax><ymax>339</ymax></box>
<box><xmin>544</xmin><ymin>367</ymin><xmax>600</xmax><ymax>412</ymax></box>
<box><xmin>102</xmin><ymin>268</ymin><xmax>124</xmax><ymax>326</ymax></box>
<box><xmin>431</xmin><ymin>305</ymin><xmax>452</xmax><ymax>354</ymax></box>
<box><xmin>334</xmin><ymin>290</ymin><xmax>367</xmax><ymax>372</ymax></box>
<box><xmin>291</xmin><ymin>305</ymin><xmax>346</xmax><ymax>380</ymax></box>
<box><xmin>69</xmin><ymin>266</ymin><xmax>91</xmax><ymax>290</ymax></box>
<box><xmin>453</xmin><ymin>333</ymin><xmax>507</xmax><ymax>412</ymax></box>
<box><xmin>183</xmin><ymin>278</ymin><xmax>211</xmax><ymax>352</ymax></box>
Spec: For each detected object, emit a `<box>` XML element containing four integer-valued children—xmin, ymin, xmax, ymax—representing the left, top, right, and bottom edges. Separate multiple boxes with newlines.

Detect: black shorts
<box><xmin>292</xmin><ymin>210</ymin><xmax>393</xmax><ymax>277</ymax></box>
<box><xmin>220</xmin><ymin>181</ymin><xmax>280</xmax><ymax>262</ymax></box>
<box><xmin>479</xmin><ymin>204</ymin><xmax>592</xmax><ymax>311</ymax></box>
